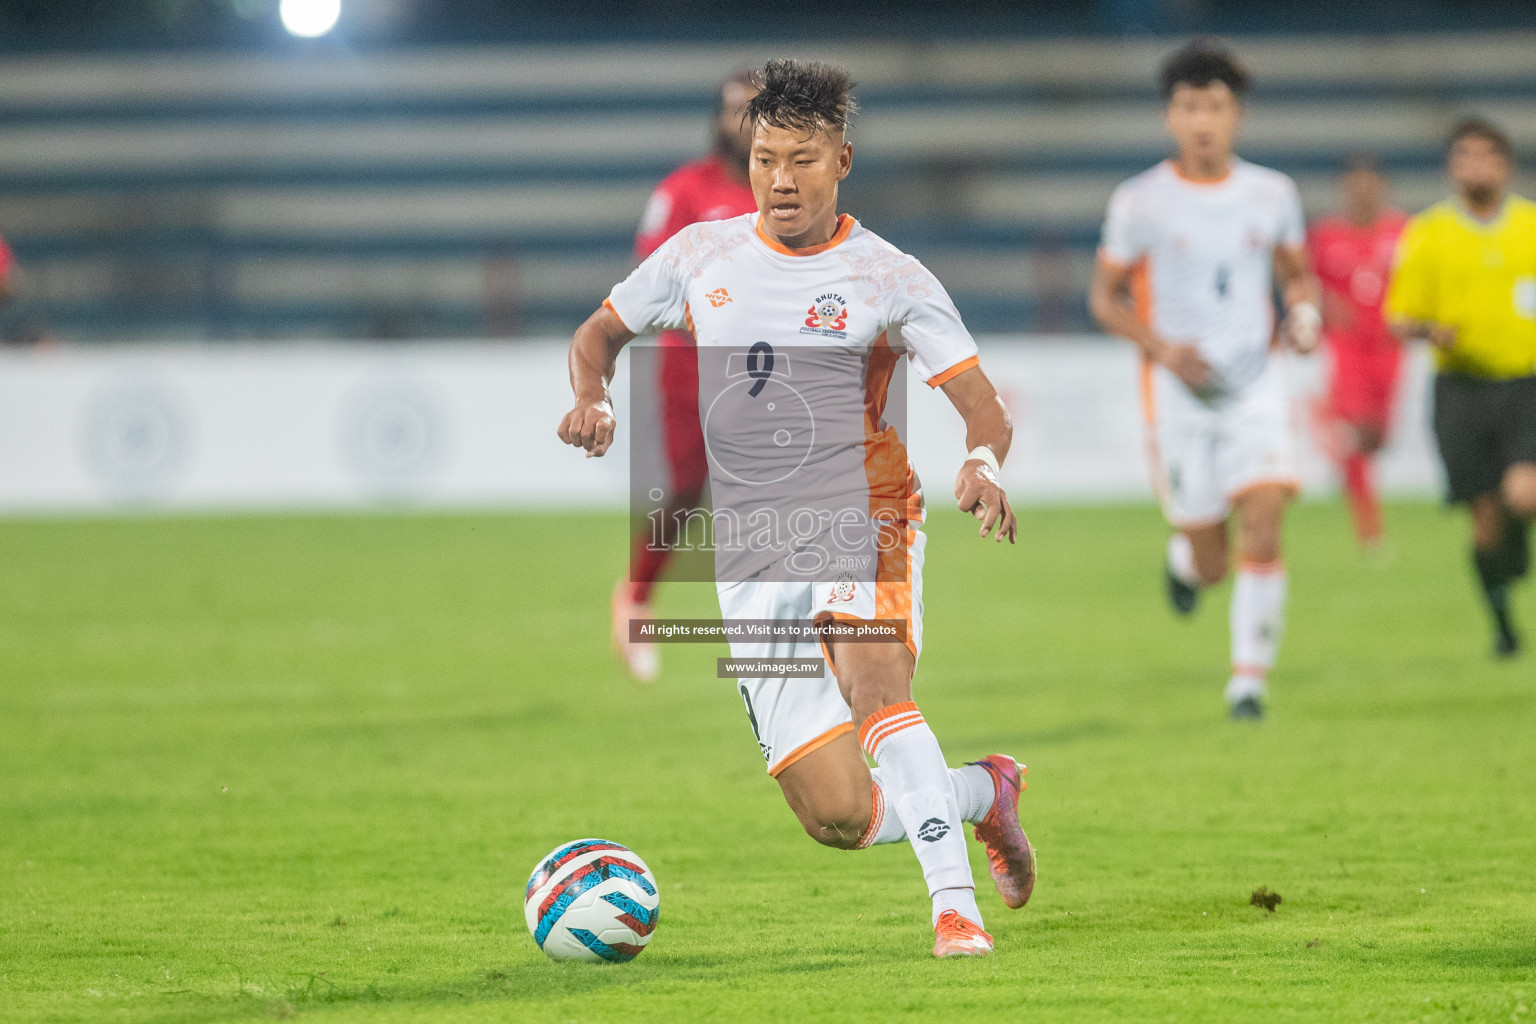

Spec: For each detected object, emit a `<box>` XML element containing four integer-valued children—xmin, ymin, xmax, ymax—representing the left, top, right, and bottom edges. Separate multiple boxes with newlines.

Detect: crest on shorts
<box><xmin>801</xmin><ymin>292</ymin><xmax>848</xmax><ymax>338</ymax></box>
<box><xmin>828</xmin><ymin>572</ymin><xmax>858</xmax><ymax>604</ymax></box>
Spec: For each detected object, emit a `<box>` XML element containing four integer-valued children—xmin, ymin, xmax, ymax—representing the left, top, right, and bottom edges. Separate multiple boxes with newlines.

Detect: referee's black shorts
<box><xmin>1433</xmin><ymin>372</ymin><xmax>1536</xmax><ymax>503</ymax></box>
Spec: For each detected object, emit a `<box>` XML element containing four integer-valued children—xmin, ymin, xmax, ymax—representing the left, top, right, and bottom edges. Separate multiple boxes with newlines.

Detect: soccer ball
<box><xmin>524</xmin><ymin>838</ymin><xmax>659</xmax><ymax>962</ymax></box>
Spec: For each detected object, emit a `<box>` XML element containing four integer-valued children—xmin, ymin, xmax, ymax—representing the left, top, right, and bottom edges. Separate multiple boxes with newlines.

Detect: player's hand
<box><xmin>1282</xmin><ymin>301</ymin><xmax>1322</xmax><ymax>355</ymax></box>
<box><xmin>557</xmin><ymin>397</ymin><xmax>616</xmax><ymax>458</ymax></box>
<box><xmin>955</xmin><ymin>461</ymin><xmax>1017</xmax><ymax>544</ymax></box>
<box><xmin>1156</xmin><ymin>341</ymin><xmax>1214</xmax><ymax>391</ymax></box>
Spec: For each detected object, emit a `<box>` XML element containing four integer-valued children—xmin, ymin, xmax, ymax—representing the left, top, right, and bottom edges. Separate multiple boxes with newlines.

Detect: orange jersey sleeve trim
<box><xmin>766</xmin><ymin>721</ymin><xmax>855</xmax><ymax>778</ymax></box>
<box><xmin>925</xmin><ymin>354</ymin><xmax>979</xmax><ymax>389</ymax></box>
<box><xmin>1096</xmin><ymin>247</ymin><xmax>1132</xmax><ymax>270</ymax></box>
<box><xmin>755</xmin><ymin>213</ymin><xmax>856</xmax><ymax>257</ymax></box>
<box><xmin>601</xmin><ymin>297</ymin><xmax>633</xmax><ymax>333</ymax></box>
<box><xmin>1130</xmin><ymin>257</ymin><xmax>1152</xmax><ymax>325</ymax></box>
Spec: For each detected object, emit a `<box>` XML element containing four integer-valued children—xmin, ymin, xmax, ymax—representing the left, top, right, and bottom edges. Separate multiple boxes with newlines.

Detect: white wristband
<box><xmin>1289</xmin><ymin>301</ymin><xmax>1321</xmax><ymax>354</ymax></box>
<box><xmin>965</xmin><ymin>445</ymin><xmax>1001</xmax><ymax>477</ymax></box>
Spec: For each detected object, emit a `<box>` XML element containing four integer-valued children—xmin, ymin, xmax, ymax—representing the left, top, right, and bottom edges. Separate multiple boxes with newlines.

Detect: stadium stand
<box><xmin>0</xmin><ymin>34</ymin><xmax>1534</xmax><ymax>340</ymax></box>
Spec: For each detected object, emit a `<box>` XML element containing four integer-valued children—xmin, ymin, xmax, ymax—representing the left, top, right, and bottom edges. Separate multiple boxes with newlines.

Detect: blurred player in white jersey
<box><xmin>559</xmin><ymin>60</ymin><xmax>1035</xmax><ymax>957</ymax></box>
<box><xmin>1089</xmin><ymin>40</ymin><xmax>1321</xmax><ymax>720</ymax></box>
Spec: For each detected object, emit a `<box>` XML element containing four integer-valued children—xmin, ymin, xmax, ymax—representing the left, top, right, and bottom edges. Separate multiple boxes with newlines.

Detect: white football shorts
<box><xmin>716</xmin><ymin>528</ymin><xmax>926</xmax><ymax>777</ymax></box>
<box><xmin>1144</xmin><ymin>356</ymin><xmax>1301</xmax><ymax>528</ymax></box>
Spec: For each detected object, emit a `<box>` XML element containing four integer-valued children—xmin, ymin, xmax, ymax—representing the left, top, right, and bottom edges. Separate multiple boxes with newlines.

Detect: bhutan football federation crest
<box><xmin>828</xmin><ymin>572</ymin><xmax>858</xmax><ymax>604</ymax></box>
<box><xmin>801</xmin><ymin>292</ymin><xmax>848</xmax><ymax>338</ymax></box>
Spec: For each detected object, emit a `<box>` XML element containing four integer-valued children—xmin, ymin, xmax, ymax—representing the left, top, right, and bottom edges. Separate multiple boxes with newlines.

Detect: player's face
<box><xmin>1341</xmin><ymin>167</ymin><xmax>1385</xmax><ymax>219</ymax></box>
<box><xmin>749</xmin><ymin>122</ymin><xmax>852</xmax><ymax>244</ymax></box>
<box><xmin>715</xmin><ymin>81</ymin><xmax>759</xmax><ymax>165</ymax></box>
<box><xmin>1449</xmin><ymin>136</ymin><xmax>1510</xmax><ymax>207</ymax></box>
<box><xmin>1165</xmin><ymin>82</ymin><xmax>1241</xmax><ymax>167</ymax></box>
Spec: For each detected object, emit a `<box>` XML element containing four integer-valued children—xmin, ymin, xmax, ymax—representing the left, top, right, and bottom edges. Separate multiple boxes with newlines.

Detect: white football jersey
<box><xmin>607</xmin><ymin>213</ymin><xmax>978</xmax><ymax>584</ymax></box>
<box><xmin>608</xmin><ymin>213</ymin><xmax>977</xmax><ymax>384</ymax></box>
<box><xmin>1100</xmin><ymin>158</ymin><xmax>1306</xmax><ymax>395</ymax></box>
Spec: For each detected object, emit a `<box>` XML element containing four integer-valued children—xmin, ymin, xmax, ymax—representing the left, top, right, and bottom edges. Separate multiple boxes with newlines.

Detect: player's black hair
<box><xmin>1160</xmin><ymin>38</ymin><xmax>1251</xmax><ymax>100</ymax></box>
<box><xmin>745</xmin><ymin>59</ymin><xmax>858</xmax><ymax>136</ymax></box>
<box><xmin>1448</xmin><ymin>117</ymin><xmax>1513</xmax><ymax>160</ymax></box>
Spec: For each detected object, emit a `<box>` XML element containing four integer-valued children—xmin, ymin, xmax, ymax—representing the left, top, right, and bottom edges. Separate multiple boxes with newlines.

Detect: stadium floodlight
<box><xmin>280</xmin><ymin>0</ymin><xmax>341</xmax><ymax>37</ymax></box>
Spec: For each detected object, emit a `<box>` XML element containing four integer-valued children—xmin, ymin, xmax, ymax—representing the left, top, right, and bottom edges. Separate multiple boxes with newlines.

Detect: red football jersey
<box><xmin>0</xmin><ymin>235</ymin><xmax>13</xmax><ymax>283</ymax></box>
<box><xmin>1307</xmin><ymin>211</ymin><xmax>1408</xmax><ymax>353</ymax></box>
<box><xmin>636</xmin><ymin>154</ymin><xmax>756</xmax><ymax>349</ymax></box>
<box><xmin>636</xmin><ymin>153</ymin><xmax>756</xmax><ymax>262</ymax></box>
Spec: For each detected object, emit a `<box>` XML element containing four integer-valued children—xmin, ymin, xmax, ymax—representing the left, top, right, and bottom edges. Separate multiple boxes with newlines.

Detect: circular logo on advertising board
<box><xmin>338</xmin><ymin>381</ymin><xmax>450</xmax><ymax>498</ymax></box>
<box><xmin>79</xmin><ymin>378</ymin><xmax>194</xmax><ymax>502</ymax></box>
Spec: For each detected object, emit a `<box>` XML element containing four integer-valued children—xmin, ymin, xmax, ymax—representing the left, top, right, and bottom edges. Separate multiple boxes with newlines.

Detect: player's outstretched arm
<box><xmin>557</xmin><ymin>304</ymin><xmax>636</xmax><ymax>458</ymax></box>
<box><xmin>939</xmin><ymin>364</ymin><xmax>1017</xmax><ymax>545</ymax></box>
<box><xmin>1273</xmin><ymin>244</ymin><xmax>1322</xmax><ymax>354</ymax></box>
<box><xmin>1088</xmin><ymin>255</ymin><xmax>1212</xmax><ymax>390</ymax></box>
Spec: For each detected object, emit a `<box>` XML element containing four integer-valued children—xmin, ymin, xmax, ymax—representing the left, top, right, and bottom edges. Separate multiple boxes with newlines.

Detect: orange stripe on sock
<box><xmin>1232</xmin><ymin>663</ymin><xmax>1270</xmax><ymax>679</ymax></box>
<box><xmin>1239</xmin><ymin>559</ymin><xmax>1284</xmax><ymax>574</ymax></box>
<box><xmin>855</xmin><ymin>781</ymin><xmax>884</xmax><ymax>850</ymax></box>
<box><xmin>862</xmin><ymin>715</ymin><xmax>922</xmax><ymax>757</ymax></box>
<box><xmin>858</xmin><ymin>700</ymin><xmax>918</xmax><ymax>750</ymax></box>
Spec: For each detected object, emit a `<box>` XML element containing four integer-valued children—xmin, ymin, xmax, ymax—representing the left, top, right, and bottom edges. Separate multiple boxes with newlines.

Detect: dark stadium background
<box><xmin>0</xmin><ymin>0</ymin><xmax>1532</xmax><ymax>345</ymax></box>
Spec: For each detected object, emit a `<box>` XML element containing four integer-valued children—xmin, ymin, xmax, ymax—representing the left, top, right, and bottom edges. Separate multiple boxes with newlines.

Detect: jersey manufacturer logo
<box><xmin>801</xmin><ymin>292</ymin><xmax>848</xmax><ymax>338</ymax></box>
<box><xmin>706</xmin><ymin>288</ymin><xmax>732</xmax><ymax>308</ymax></box>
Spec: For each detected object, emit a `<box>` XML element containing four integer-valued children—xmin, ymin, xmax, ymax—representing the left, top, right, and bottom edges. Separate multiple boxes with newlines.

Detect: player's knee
<box><xmin>1242</xmin><ymin>536</ymin><xmax>1281</xmax><ymax>566</ymax></box>
<box><xmin>800</xmin><ymin>803</ymin><xmax>870</xmax><ymax>850</ymax></box>
<box><xmin>1501</xmin><ymin>468</ymin><xmax>1536</xmax><ymax>519</ymax></box>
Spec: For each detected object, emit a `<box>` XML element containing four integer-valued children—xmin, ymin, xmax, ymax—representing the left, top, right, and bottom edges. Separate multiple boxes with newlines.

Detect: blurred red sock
<box><xmin>1343</xmin><ymin>453</ymin><xmax>1382</xmax><ymax>545</ymax></box>
<box><xmin>629</xmin><ymin>539</ymin><xmax>669</xmax><ymax>605</ymax></box>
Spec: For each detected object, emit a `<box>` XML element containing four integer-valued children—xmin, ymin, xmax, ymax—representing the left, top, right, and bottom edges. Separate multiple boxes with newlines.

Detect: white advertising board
<box><xmin>0</xmin><ymin>337</ymin><xmax>1440</xmax><ymax>515</ymax></box>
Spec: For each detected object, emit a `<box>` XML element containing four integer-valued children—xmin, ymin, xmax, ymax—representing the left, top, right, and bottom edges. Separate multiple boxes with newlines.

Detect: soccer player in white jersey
<box><xmin>1088</xmin><ymin>40</ymin><xmax>1321</xmax><ymax>720</ymax></box>
<box><xmin>558</xmin><ymin>60</ymin><xmax>1035</xmax><ymax>957</ymax></box>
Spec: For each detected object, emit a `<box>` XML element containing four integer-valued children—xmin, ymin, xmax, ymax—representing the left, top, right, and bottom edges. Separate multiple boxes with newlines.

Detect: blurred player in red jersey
<box><xmin>611</xmin><ymin>71</ymin><xmax>759</xmax><ymax>681</ymax></box>
<box><xmin>1308</xmin><ymin>156</ymin><xmax>1408</xmax><ymax>551</ymax></box>
<box><xmin>0</xmin><ymin>233</ymin><xmax>16</xmax><ymax>307</ymax></box>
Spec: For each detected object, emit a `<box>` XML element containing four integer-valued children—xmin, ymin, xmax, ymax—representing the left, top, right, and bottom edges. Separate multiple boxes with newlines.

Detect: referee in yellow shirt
<box><xmin>1386</xmin><ymin>118</ymin><xmax>1536</xmax><ymax>658</ymax></box>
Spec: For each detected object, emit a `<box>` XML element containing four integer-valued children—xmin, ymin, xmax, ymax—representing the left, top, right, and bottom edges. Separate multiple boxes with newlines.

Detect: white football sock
<box><xmin>1225</xmin><ymin>671</ymin><xmax>1267</xmax><ymax>704</ymax></box>
<box><xmin>858</xmin><ymin>701</ymin><xmax>978</xmax><ymax>903</ymax></box>
<box><xmin>855</xmin><ymin>770</ymin><xmax>907</xmax><ymax>847</ymax></box>
<box><xmin>859</xmin><ymin>763</ymin><xmax>995</xmax><ymax>848</ymax></box>
<box><xmin>1168</xmin><ymin>532</ymin><xmax>1201</xmax><ymax>586</ymax></box>
<box><xmin>931</xmin><ymin>885</ymin><xmax>984</xmax><ymax>928</ymax></box>
<box><xmin>948</xmin><ymin>763</ymin><xmax>996</xmax><ymax>822</ymax></box>
<box><xmin>1229</xmin><ymin>559</ymin><xmax>1286</xmax><ymax>700</ymax></box>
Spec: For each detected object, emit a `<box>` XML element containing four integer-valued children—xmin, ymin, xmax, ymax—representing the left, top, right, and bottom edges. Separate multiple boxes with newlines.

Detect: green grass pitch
<box><xmin>1</xmin><ymin>502</ymin><xmax>1533</xmax><ymax>1023</ymax></box>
